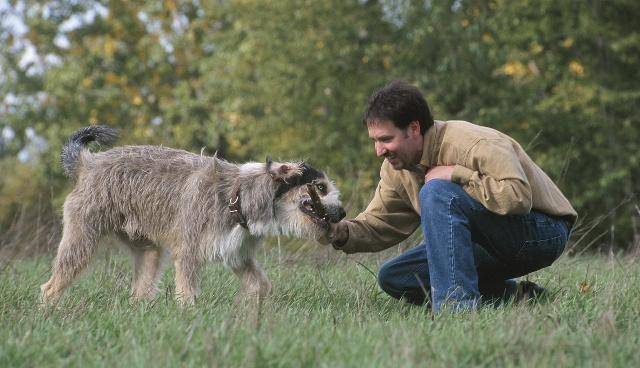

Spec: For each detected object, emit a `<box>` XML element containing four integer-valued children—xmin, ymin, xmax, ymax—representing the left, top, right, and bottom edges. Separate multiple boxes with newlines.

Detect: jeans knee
<box><xmin>419</xmin><ymin>179</ymin><xmax>461</xmax><ymax>212</ymax></box>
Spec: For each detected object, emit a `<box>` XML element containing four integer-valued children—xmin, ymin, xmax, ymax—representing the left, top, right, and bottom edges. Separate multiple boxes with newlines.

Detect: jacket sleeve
<box><xmin>338</xmin><ymin>174</ymin><xmax>420</xmax><ymax>254</ymax></box>
<box><xmin>451</xmin><ymin>138</ymin><xmax>532</xmax><ymax>215</ymax></box>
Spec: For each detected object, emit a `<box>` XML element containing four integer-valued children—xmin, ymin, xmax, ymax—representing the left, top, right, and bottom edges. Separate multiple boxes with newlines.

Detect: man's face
<box><xmin>367</xmin><ymin>120</ymin><xmax>423</xmax><ymax>170</ymax></box>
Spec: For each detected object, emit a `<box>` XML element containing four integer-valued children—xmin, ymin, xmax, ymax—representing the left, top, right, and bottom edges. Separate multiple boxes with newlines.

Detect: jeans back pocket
<box><xmin>514</xmin><ymin>234</ymin><xmax>565</xmax><ymax>276</ymax></box>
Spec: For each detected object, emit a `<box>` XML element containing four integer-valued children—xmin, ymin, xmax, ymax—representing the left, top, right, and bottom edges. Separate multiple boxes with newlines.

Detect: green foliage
<box><xmin>0</xmin><ymin>0</ymin><xmax>639</xmax><ymax>248</ymax></box>
<box><xmin>0</xmin><ymin>158</ymin><xmax>47</xmax><ymax>223</ymax></box>
<box><xmin>1</xmin><ymin>252</ymin><xmax>640</xmax><ymax>366</ymax></box>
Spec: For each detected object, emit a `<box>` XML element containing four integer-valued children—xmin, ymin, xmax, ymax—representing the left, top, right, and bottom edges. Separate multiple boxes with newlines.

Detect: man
<box><xmin>324</xmin><ymin>81</ymin><xmax>576</xmax><ymax>312</ymax></box>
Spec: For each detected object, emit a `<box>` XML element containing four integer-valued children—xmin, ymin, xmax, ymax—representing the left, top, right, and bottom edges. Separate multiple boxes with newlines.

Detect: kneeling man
<box><xmin>325</xmin><ymin>81</ymin><xmax>576</xmax><ymax>312</ymax></box>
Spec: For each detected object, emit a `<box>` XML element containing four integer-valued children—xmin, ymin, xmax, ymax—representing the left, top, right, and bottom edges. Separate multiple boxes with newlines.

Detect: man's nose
<box><xmin>375</xmin><ymin>142</ymin><xmax>387</xmax><ymax>157</ymax></box>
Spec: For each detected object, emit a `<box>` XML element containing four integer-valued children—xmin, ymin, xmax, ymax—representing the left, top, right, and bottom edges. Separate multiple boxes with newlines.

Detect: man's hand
<box><xmin>425</xmin><ymin>165</ymin><xmax>455</xmax><ymax>183</ymax></box>
<box><xmin>317</xmin><ymin>220</ymin><xmax>349</xmax><ymax>248</ymax></box>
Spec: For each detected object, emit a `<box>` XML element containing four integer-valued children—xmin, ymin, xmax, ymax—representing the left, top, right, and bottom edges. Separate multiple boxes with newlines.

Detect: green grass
<box><xmin>1</xmin><ymin>247</ymin><xmax>639</xmax><ymax>367</ymax></box>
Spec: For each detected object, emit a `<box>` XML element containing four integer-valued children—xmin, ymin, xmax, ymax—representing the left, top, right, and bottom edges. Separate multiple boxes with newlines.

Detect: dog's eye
<box><xmin>316</xmin><ymin>183</ymin><xmax>327</xmax><ymax>195</ymax></box>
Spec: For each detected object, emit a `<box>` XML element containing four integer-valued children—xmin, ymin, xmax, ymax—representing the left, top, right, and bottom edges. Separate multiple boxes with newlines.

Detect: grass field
<box><xmin>1</xmin><ymin>245</ymin><xmax>639</xmax><ymax>367</ymax></box>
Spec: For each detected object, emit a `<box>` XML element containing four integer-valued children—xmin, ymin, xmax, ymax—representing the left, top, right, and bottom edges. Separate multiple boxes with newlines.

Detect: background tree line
<box><xmin>1</xmin><ymin>0</ymin><xmax>638</xmax><ymax>254</ymax></box>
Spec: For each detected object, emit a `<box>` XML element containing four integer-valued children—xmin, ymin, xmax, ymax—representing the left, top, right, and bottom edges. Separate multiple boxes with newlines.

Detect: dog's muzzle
<box><xmin>324</xmin><ymin>205</ymin><xmax>346</xmax><ymax>223</ymax></box>
<box><xmin>299</xmin><ymin>199</ymin><xmax>345</xmax><ymax>224</ymax></box>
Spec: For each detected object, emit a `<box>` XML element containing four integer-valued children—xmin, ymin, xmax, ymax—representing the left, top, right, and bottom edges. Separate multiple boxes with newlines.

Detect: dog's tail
<box><xmin>61</xmin><ymin>125</ymin><xmax>118</xmax><ymax>179</ymax></box>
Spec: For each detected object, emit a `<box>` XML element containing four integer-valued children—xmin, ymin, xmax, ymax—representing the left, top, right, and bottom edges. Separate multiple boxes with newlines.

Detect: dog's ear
<box><xmin>266</xmin><ymin>156</ymin><xmax>273</xmax><ymax>172</ymax></box>
<box><xmin>267</xmin><ymin>159</ymin><xmax>303</xmax><ymax>181</ymax></box>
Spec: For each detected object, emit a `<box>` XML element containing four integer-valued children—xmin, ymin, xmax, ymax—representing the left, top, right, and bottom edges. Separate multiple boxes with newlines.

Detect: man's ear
<box><xmin>408</xmin><ymin>120</ymin><xmax>421</xmax><ymax>137</ymax></box>
<box><xmin>266</xmin><ymin>159</ymin><xmax>303</xmax><ymax>181</ymax></box>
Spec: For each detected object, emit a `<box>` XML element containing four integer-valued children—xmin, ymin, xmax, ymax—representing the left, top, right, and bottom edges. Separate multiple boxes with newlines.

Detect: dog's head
<box><xmin>266</xmin><ymin>157</ymin><xmax>345</xmax><ymax>237</ymax></box>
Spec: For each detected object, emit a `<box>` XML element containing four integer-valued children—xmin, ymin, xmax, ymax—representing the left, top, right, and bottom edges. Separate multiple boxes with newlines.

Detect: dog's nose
<box><xmin>326</xmin><ymin>206</ymin><xmax>346</xmax><ymax>223</ymax></box>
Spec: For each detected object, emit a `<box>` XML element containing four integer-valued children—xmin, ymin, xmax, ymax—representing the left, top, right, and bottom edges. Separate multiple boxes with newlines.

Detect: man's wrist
<box><xmin>451</xmin><ymin>165</ymin><xmax>474</xmax><ymax>185</ymax></box>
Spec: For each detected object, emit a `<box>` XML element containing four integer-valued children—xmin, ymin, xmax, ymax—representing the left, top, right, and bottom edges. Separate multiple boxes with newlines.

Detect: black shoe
<box><xmin>516</xmin><ymin>280</ymin><xmax>548</xmax><ymax>302</ymax></box>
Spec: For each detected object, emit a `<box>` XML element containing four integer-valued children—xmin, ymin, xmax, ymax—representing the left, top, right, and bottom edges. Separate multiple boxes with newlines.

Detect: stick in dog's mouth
<box><xmin>305</xmin><ymin>183</ymin><xmax>327</xmax><ymax>220</ymax></box>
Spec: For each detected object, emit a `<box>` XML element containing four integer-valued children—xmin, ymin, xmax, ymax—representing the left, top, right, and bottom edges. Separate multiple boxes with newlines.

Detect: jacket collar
<box><xmin>418</xmin><ymin>120</ymin><xmax>444</xmax><ymax>169</ymax></box>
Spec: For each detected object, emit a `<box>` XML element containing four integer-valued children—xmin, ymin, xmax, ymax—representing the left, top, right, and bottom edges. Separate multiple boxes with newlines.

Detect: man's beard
<box><xmin>385</xmin><ymin>153</ymin><xmax>406</xmax><ymax>170</ymax></box>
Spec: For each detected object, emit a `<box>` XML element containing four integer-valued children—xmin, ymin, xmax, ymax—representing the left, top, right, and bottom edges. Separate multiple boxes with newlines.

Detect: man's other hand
<box><xmin>425</xmin><ymin>165</ymin><xmax>455</xmax><ymax>183</ymax></box>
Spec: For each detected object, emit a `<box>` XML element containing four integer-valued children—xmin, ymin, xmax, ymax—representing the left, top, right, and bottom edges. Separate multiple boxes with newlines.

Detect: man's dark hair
<box><xmin>362</xmin><ymin>80</ymin><xmax>434</xmax><ymax>135</ymax></box>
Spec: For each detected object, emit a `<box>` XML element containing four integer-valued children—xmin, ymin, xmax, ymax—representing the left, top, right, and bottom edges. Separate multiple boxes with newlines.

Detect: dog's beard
<box><xmin>273</xmin><ymin>202</ymin><xmax>327</xmax><ymax>239</ymax></box>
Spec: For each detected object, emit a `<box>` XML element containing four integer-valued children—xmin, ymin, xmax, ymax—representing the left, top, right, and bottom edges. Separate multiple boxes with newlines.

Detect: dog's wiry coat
<box><xmin>41</xmin><ymin>126</ymin><xmax>345</xmax><ymax>305</ymax></box>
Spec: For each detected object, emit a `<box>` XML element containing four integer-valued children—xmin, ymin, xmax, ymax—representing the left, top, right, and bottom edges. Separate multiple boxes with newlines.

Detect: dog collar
<box><xmin>229</xmin><ymin>183</ymin><xmax>249</xmax><ymax>229</ymax></box>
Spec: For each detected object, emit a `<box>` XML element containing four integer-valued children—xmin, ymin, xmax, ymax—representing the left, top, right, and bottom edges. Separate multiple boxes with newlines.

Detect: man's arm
<box><xmin>450</xmin><ymin>138</ymin><xmax>532</xmax><ymax>215</ymax></box>
<box><xmin>326</xmin><ymin>176</ymin><xmax>420</xmax><ymax>254</ymax></box>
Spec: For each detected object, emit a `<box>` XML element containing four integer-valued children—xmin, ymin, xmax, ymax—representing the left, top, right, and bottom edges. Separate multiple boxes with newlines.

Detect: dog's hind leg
<box><xmin>40</xmin><ymin>223</ymin><xmax>101</xmax><ymax>304</ymax></box>
<box><xmin>126</xmin><ymin>240</ymin><xmax>167</xmax><ymax>301</ymax></box>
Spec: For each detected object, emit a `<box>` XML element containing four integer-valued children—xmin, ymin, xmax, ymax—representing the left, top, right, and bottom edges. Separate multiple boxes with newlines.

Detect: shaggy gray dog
<box><xmin>41</xmin><ymin>126</ymin><xmax>345</xmax><ymax>305</ymax></box>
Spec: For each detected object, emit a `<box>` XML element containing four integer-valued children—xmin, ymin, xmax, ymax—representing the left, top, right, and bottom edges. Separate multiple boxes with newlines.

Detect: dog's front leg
<box><xmin>232</xmin><ymin>258</ymin><xmax>272</xmax><ymax>301</ymax></box>
<box><xmin>174</xmin><ymin>252</ymin><xmax>202</xmax><ymax>307</ymax></box>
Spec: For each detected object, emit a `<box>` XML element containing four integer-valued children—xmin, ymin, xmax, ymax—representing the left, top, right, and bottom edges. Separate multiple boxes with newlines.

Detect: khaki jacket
<box><xmin>341</xmin><ymin>120</ymin><xmax>577</xmax><ymax>254</ymax></box>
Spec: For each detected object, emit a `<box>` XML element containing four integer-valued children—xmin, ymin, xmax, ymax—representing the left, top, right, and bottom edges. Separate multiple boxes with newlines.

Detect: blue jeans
<box><xmin>377</xmin><ymin>180</ymin><xmax>569</xmax><ymax>312</ymax></box>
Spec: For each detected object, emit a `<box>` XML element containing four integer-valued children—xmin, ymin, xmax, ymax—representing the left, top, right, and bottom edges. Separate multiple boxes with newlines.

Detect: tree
<box><xmin>1</xmin><ymin>0</ymin><xmax>639</xmax><ymax>250</ymax></box>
